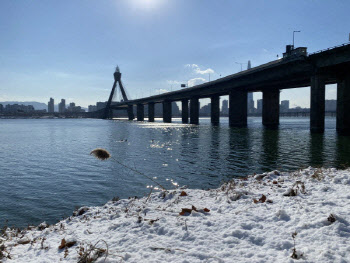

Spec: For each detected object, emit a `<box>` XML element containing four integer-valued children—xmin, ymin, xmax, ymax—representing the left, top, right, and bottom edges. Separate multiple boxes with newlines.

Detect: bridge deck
<box><xmin>111</xmin><ymin>43</ymin><xmax>350</xmax><ymax>108</ymax></box>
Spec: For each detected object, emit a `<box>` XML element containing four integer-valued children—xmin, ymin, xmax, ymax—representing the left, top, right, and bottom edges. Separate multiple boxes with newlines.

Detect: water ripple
<box><xmin>1</xmin><ymin>118</ymin><xmax>349</xmax><ymax>228</ymax></box>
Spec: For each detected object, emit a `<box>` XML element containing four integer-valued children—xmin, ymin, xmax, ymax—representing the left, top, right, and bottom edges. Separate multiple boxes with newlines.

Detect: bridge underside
<box><xmin>105</xmin><ymin>106</ymin><xmax>134</xmax><ymax>120</ymax></box>
<box><xmin>103</xmin><ymin>44</ymin><xmax>350</xmax><ymax>135</ymax></box>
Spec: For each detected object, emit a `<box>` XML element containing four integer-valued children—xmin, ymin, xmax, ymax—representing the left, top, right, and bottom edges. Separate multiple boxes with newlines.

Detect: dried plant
<box><xmin>284</xmin><ymin>181</ymin><xmax>306</xmax><ymax>197</ymax></box>
<box><xmin>77</xmin><ymin>240</ymin><xmax>109</xmax><ymax>263</ymax></box>
<box><xmin>327</xmin><ymin>214</ymin><xmax>336</xmax><ymax>223</ymax></box>
<box><xmin>311</xmin><ymin>169</ymin><xmax>324</xmax><ymax>180</ymax></box>
<box><xmin>0</xmin><ymin>243</ymin><xmax>11</xmax><ymax>260</ymax></box>
<box><xmin>90</xmin><ymin>149</ymin><xmax>111</xmax><ymax>161</ymax></box>
<box><xmin>90</xmin><ymin>148</ymin><xmax>166</xmax><ymax>190</ymax></box>
<box><xmin>291</xmin><ymin>232</ymin><xmax>303</xmax><ymax>259</ymax></box>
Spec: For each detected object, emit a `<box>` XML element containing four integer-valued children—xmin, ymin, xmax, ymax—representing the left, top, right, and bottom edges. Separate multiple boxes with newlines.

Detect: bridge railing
<box><xmin>308</xmin><ymin>42</ymin><xmax>350</xmax><ymax>56</ymax></box>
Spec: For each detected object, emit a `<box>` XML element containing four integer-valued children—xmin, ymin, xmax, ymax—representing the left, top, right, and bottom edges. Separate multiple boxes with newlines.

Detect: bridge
<box><xmin>103</xmin><ymin>43</ymin><xmax>350</xmax><ymax>135</ymax></box>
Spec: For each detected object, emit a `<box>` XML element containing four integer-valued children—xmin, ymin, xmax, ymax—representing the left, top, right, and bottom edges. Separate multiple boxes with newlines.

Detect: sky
<box><xmin>0</xmin><ymin>0</ymin><xmax>349</xmax><ymax>108</ymax></box>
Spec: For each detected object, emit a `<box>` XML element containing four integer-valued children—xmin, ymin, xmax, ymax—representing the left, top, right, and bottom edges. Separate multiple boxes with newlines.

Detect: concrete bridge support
<box><xmin>336</xmin><ymin>72</ymin><xmax>350</xmax><ymax>135</ymax></box>
<box><xmin>229</xmin><ymin>90</ymin><xmax>247</xmax><ymax>127</ymax></box>
<box><xmin>148</xmin><ymin>102</ymin><xmax>155</xmax><ymax>122</ymax></box>
<box><xmin>262</xmin><ymin>89</ymin><xmax>280</xmax><ymax>128</ymax></box>
<box><xmin>211</xmin><ymin>95</ymin><xmax>220</xmax><ymax>125</ymax></box>
<box><xmin>137</xmin><ymin>104</ymin><xmax>144</xmax><ymax>121</ymax></box>
<box><xmin>190</xmin><ymin>97</ymin><xmax>199</xmax><ymax>124</ymax></box>
<box><xmin>310</xmin><ymin>74</ymin><xmax>325</xmax><ymax>133</ymax></box>
<box><xmin>163</xmin><ymin>100</ymin><xmax>172</xmax><ymax>123</ymax></box>
<box><xmin>182</xmin><ymin>99</ymin><xmax>189</xmax><ymax>123</ymax></box>
<box><xmin>127</xmin><ymin>105</ymin><xmax>134</xmax><ymax>120</ymax></box>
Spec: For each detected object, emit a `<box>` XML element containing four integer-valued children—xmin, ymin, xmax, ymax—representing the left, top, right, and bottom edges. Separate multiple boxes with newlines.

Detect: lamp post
<box><xmin>293</xmin><ymin>30</ymin><xmax>301</xmax><ymax>48</ymax></box>
<box><xmin>235</xmin><ymin>62</ymin><xmax>246</xmax><ymax>72</ymax></box>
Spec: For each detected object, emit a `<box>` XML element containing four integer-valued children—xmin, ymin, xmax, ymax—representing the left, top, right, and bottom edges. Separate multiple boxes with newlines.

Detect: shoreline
<box><xmin>1</xmin><ymin>167</ymin><xmax>350</xmax><ymax>262</ymax></box>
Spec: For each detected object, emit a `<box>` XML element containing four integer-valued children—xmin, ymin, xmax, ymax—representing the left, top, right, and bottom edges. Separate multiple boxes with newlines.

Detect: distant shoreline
<box><xmin>0</xmin><ymin>115</ymin><xmax>338</xmax><ymax>120</ymax></box>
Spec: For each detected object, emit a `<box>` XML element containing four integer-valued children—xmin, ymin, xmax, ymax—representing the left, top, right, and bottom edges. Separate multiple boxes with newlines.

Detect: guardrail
<box><xmin>308</xmin><ymin>42</ymin><xmax>350</xmax><ymax>56</ymax></box>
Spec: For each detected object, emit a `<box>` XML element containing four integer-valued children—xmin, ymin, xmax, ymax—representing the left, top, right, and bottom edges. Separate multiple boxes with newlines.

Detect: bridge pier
<box><xmin>336</xmin><ymin>71</ymin><xmax>350</xmax><ymax>135</ymax></box>
<box><xmin>137</xmin><ymin>104</ymin><xmax>144</xmax><ymax>121</ymax></box>
<box><xmin>148</xmin><ymin>102</ymin><xmax>155</xmax><ymax>122</ymax></box>
<box><xmin>310</xmin><ymin>74</ymin><xmax>325</xmax><ymax>133</ymax></box>
<box><xmin>163</xmin><ymin>100</ymin><xmax>172</xmax><ymax>123</ymax></box>
<box><xmin>127</xmin><ymin>105</ymin><xmax>134</xmax><ymax>120</ymax></box>
<box><xmin>211</xmin><ymin>95</ymin><xmax>220</xmax><ymax>125</ymax></box>
<box><xmin>181</xmin><ymin>99</ymin><xmax>189</xmax><ymax>123</ymax></box>
<box><xmin>190</xmin><ymin>97</ymin><xmax>199</xmax><ymax>124</ymax></box>
<box><xmin>262</xmin><ymin>89</ymin><xmax>280</xmax><ymax>128</ymax></box>
<box><xmin>229</xmin><ymin>90</ymin><xmax>247</xmax><ymax>127</ymax></box>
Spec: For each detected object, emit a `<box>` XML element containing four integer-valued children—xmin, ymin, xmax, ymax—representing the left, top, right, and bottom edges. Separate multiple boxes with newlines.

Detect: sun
<box><xmin>130</xmin><ymin>0</ymin><xmax>162</xmax><ymax>11</ymax></box>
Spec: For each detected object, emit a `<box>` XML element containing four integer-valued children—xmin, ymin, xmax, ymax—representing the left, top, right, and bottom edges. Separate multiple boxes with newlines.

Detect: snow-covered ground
<box><xmin>1</xmin><ymin>167</ymin><xmax>350</xmax><ymax>263</ymax></box>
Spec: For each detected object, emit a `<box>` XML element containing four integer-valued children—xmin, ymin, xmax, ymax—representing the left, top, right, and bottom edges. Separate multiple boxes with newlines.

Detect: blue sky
<box><xmin>0</xmin><ymin>0</ymin><xmax>349</xmax><ymax>108</ymax></box>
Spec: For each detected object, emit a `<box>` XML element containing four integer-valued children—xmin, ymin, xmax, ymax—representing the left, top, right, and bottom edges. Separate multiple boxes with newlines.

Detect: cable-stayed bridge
<box><xmin>101</xmin><ymin>43</ymin><xmax>350</xmax><ymax>135</ymax></box>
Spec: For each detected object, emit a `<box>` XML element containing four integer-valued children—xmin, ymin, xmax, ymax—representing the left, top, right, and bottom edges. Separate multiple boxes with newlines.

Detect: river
<box><xmin>0</xmin><ymin>117</ymin><xmax>349</xmax><ymax>228</ymax></box>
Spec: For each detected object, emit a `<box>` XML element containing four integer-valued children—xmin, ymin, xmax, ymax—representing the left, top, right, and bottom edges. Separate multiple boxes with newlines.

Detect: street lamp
<box><xmin>293</xmin><ymin>30</ymin><xmax>301</xmax><ymax>48</ymax></box>
<box><xmin>235</xmin><ymin>62</ymin><xmax>247</xmax><ymax>72</ymax></box>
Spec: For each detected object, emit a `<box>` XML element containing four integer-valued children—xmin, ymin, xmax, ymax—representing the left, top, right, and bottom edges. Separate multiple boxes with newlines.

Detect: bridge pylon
<box><xmin>103</xmin><ymin>66</ymin><xmax>134</xmax><ymax>120</ymax></box>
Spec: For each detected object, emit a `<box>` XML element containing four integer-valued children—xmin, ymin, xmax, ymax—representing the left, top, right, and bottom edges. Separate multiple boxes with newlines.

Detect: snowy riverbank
<box><xmin>1</xmin><ymin>167</ymin><xmax>350</xmax><ymax>262</ymax></box>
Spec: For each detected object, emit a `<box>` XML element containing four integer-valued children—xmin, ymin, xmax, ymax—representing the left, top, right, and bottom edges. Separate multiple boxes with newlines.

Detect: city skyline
<box><xmin>1</xmin><ymin>97</ymin><xmax>339</xmax><ymax>115</ymax></box>
<box><xmin>1</xmin><ymin>1</ymin><xmax>349</xmax><ymax>107</ymax></box>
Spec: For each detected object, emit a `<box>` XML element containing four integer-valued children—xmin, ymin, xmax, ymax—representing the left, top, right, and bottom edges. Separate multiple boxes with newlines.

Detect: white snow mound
<box><xmin>1</xmin><ymin>167</ymin><xmax>350</xmax><ymax>263</ymax></box>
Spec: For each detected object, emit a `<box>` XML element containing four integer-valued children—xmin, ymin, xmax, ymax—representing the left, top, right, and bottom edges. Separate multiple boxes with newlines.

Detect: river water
<box><xmin>1</xmin><ymin>117</ymin><xmax>349</xmax><ymax>228</ymax></box>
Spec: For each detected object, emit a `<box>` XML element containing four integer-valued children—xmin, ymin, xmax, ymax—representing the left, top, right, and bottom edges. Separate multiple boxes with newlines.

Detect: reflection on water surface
<box><xmin>0</xmin><ymin>117</ymin><xmax>349</xmax><ymax>227</ymax></box>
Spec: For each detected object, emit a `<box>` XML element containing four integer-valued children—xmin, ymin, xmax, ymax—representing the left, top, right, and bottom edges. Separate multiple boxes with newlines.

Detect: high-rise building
<box><xmin>48</xmin><ymin>98</ymin><xmax>54</xmax><ymax>113</ymax></box>
<box><xmin>200</xmin><ymin>103</ymin><xmax>211</xmax><ymax>116</ymax></box>
<box><xmin>222</xmin><ymin>100</ymin><xmax>228</xmax><ymax>114</ymax></box>
<box><xmin>325</xmin><ymin>100</ymin><xmax>337</xmax><ymax>111</ymax></box>
<box><xmin>59</xmin><ymin>99</ymin><xmax>66</xmax><ymax>113</ymax></box>
<box><xmin>88</xmin><ymin>105</ymin><xmax>97</xmax><ymax>112</ymax></box>
<box><xmin>0</xmin><ymin>104</ymin><xmax>3</xmax><ymax>113</ymax></box>
<box><xmin>5</xmin><ymin>104</ymin><xmax>34</xmax><ymax>113</ymax></box>
<box><xmin>280</xmin><ymin>100</ymin><xmax>290</xmax><ymax>112</ymax></box>
<box><xmin>257</xmin><ymin>99</ymin><xmax>263</xmax><ymax>114</ymax></box>
<box><xmin>247</xmin><ymin>60</ymin><xmax>251</xmax><ymax>69</ymax></box>
<box><xmin>96</xmin><ymin>102</ymin><xmax>107</xmax><ymax>111</ymax></box>
<box><xmin>247</xmin><ymin>61</ymin><xmax>255</xmax><ymax>114</ymax></box>
<box><xmin>67</xmin><ymin>102</ymin><xmax>76</xmax><ymax>112</ymax></box>
<box><xmin>67</xmin><ymin>102</ymin><xmax>85</xmax><ymax>113</ymax></box>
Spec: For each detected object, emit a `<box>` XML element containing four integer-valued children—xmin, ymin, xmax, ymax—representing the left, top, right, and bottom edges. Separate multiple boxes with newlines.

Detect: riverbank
<box><xmin>1</xmin><ymin>167</ymin><xmax>349</xmax><ymax>262</ymax></box>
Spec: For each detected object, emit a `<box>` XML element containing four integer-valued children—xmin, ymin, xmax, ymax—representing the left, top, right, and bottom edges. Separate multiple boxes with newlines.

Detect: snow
<box><xmin>1</xmin><ymin>167</ymin><xmax>350</xmax><ymax>262</ymax></box>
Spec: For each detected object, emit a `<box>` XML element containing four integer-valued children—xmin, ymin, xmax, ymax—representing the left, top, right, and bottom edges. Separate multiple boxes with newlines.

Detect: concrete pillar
<box><xmin>163</xmin><ymin>100</ymin><xmax>172</xmax><ymax>123</ymax></box>
<box><xmin>127</xmin><ymin>105</ymin><xmax>134</xmax><ymax>120</ymax></box>
<box><xmin>310</xmin><ymin>74</ymin><xmax>325</xmax><ymax>133</ymax></box>
<box><xmin>190</xmin><ymin>97</ymin><xmax>199</xmax><ymax>124</ymax></box>
<box><xmin>148</xmin><ymin>102</ymin><xmax>155</xmax><ymax>122</ymax></box>
<box><xmin>181</xmin><ymin>99</ymin><xmax>189</xmax><ymax>123</ymax></box>
<box><xmin>211</xmin><ymin>95</ymin><xmax>220</xmax><ymax>125</ymax></box>
<box><xmin>229</xmin><ymin>90</ymin><xmax>247</xmax><ymax>127</ymax></box>
<box><xmin>262</xmin><ymin>89</ymin><xmax>280</xmax><ymax>128</ymax></box>
<box><xmin>336</xmin><ymin>72</ymin><xmax>350</xmax><ymax>135</ymax></box>
<box><xmin>137</xmin><ymin>104</ymin><xmax>144</xmax><ymax>121</ymax></box>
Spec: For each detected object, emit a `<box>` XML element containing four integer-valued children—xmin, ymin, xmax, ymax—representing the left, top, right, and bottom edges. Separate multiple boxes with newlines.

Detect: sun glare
<box><xmin>130</xmin><ymin>0</ymin><xmax>162</xmax><ymax>11</ymax></box>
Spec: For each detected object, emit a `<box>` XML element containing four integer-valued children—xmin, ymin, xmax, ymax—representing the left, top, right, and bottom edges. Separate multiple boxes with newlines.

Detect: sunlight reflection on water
<box><xmin>0</xmin><ymin>117</ymin><xmax>349</xmax><ymax>228</ymax></box>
